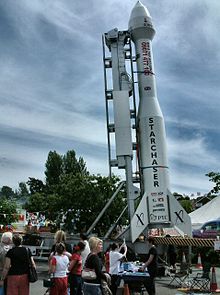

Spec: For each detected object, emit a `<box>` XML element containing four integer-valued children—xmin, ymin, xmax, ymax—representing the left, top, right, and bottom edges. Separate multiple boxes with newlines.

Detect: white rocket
<box><xmin>129</xmin><ymin>1</ymin><xmax>192</xmax><ymax>242</ymax></box>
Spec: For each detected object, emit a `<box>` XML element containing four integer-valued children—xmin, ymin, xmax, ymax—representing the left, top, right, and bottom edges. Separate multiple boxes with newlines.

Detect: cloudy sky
<box><xmin>0</xmin><ymin>0</ymin><xmax>219</xmax><ymax>196</ymax></box>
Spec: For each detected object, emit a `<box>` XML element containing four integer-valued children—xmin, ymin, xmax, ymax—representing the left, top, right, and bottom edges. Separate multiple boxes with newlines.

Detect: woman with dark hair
<box><xmin>1</xmin><ymin>234</ymin><xmax>36</xmax><ymax>295</ymax></box>
<box><xmin>68</xmin><ymin>242</ymin><xmax>85</xmax><ymax>295</ymax></box>
<box><xmin>49</xmin><ymin>242</ymin><xmax>69</xmax><ymax>295</ymax></box>
<box><xmin>140</xmin><ymin>236</ymin><xmax>158</xmax><ymax>295</ymax></box>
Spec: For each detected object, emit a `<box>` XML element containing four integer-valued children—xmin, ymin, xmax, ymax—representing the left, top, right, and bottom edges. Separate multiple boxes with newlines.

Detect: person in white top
<box><xmin>109</xmin><ymin>242</ymin><xmax>127</xmax><ymax>295</ymax></box>
<box><xmin>49</xmin><ymin>242</ymin><xmax>69</xmax><ymax>295</ymax></box>
<box><xmin>80</xmin><ymin>233</ymin><xmax>90</xmax><ymax>267</ymax></box>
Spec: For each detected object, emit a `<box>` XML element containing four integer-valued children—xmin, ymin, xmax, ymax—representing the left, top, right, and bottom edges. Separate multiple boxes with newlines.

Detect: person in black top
<box><xmin>83</xmin><ymin>237</ymin><xmax>106</xmax><ymax>295</ymax></box>
<box><xmin>165</xmin><ymin>234</ymin><xmax>177</xmax><ymax>272</ymax></box>
<box><xmin>1</xmin><ymin>234</ymin><xmax>36</xmax><ymax>295</ymax></box>
<box><xmin>140</xmin><ymin>236</ymin><xmax>157</xmax><ymax>295</ymax></box>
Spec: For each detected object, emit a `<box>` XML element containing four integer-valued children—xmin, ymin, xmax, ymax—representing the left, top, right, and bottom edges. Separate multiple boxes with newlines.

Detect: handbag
<box><xmin>26</xmin><ymin>248</ymin><xmax>38</xmax><ymax>283</ymax></box>
<box><xmin>43</xmin><ymin>272</ymin><xmax>55</xmax><ymax>288</ymax></box>
<box><xmin>82</xmin><ymin>268</ymin><xmax>97</xmax><ymax>280</ymax></box>
<box><xmin>43</xmin><ymin>278</ymin><xmax>55</xmax><ymax>288</ymax></box>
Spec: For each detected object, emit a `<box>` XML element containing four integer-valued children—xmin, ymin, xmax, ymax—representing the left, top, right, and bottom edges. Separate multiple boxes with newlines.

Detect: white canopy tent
<box><xmin>189</xmin><ymin>196</ymin><xmax>220</xmax><ymax>229</ymax></box>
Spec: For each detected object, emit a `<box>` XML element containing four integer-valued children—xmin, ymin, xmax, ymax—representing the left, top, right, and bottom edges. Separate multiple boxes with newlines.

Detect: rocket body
<box><xmin>103</xmin><ymin>1</ymin><xmax>192</xmax><ymax>242</ymax></box>
<box><xmin>129</xmin><ymin>2</ymin><xmax>170</xmax><ymax>225</ymax></box>
<box><xmin>129</xmin><ymin>2</ymin><xmax>191</xmax><ymax>242</ymax></box>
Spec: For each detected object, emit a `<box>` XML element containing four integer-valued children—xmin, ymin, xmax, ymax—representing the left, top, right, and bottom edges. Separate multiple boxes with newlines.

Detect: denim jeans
<box><xmin>69</xmin><ymin>274</ymin><xmax>82</xmax><ymax>295</ymax></box>
<box><xmin>83</xmin><ymin>282</ymin><xmax>102</xmax><ymax>295</ymax></box>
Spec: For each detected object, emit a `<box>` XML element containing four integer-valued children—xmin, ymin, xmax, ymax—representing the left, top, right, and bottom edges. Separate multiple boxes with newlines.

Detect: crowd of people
<box><xmin>26</xmin><ymin>212</ymin><xmax>46</xmax><ymax>229</ymax></box>
<box><xmin>0</xmin><ymin>230</ymin><xmax>159</xmax><ymax>295</ymax></box>
<box><xmin>47</xmin><ymin>231</ymin><xmax>159</xmax><ymax>295</ymax></box>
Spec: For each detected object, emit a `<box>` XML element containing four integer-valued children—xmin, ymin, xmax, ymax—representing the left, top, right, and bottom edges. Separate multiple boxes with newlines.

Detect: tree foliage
<box><xmin>24</xmin><ymin>150</ymin><xmax>126</xmax><ymax>235</ymax></box>
<box><xmin>63</xmin><ymin>150</ymin><xmax>88</xmax><ymax>176</ymax></box>
<box><xmin>0</xmin><ymin>198</ymin><xmax>18</xmax><ymax>225</ymax></box>
<box><xmin>18</xmin><ymin>182</ymin><xmax>29</xmax><ymax>197</ymax></box>
<box><xmin>45</xmin><ymin>151</ymin><xmax>63</xmax><ymax>187</ymax></box>
<box><xmin>173</xmin><ymin>192</ymin><xmax>192</xmax><ymax>213</ymax></box>
<box><xmin>0</xmin><ymin>186</ymin><xmax>14</xmax><ymax>198</ymax></box>
<box><xmin>206</xmin><ymin>171</ymin><xmax>220</xmax><ymax>195</ymax></box>
<box><xmin>179</xmin><ymin>199</ymin><xmax>192</xmax><ymax>213</ymax></box>
<box><xmin>27</xmin><ymin>178</ymin><xmax>46</xmax><ymax>195</ymax></box>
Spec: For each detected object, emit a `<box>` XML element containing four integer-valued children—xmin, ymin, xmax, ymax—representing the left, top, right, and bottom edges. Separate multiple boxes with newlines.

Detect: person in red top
<box><xmin>68</xmin><ymin>242</ymin><xmax>85</xmax><ymax>295</ymax></box>
<box><xmin>104</xmin><ymin>244</ymin><xmax>112</xmax><ymax>273</ymax></box>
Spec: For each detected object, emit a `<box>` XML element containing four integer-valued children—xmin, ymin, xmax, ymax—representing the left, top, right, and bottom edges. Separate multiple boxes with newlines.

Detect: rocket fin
<box><xmin>168</xmin><ymin>190</ymin><xmax>192</xmax><ymax>237</ymax></box>
<box><xmin>130</xmin><ymin>192</ymin><xmax>149</xmax><ymax>243</ymax></box>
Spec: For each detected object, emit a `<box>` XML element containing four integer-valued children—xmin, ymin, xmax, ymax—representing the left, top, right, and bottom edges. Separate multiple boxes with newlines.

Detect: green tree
<box><xmin>206</xmin><ymin>172</ymin><xmax>220</xmax><ymax>195</ymax></box>
<box><xmin>24</xmin><ymin>192</ymin><xmax>60</xmax><ymax>218</ymax></box>
<box><xmin>24</xmin><ymin>149</ymin><xmax>126</xmax><ymax>235</ymax></box>
<box><xmin>57</xmin><ymin>173</ymin><xmax>126</xmax><ymax>234</ymax></box>
<box><xmin>25</xmin><ymin>173</ymin><xmax>126</xmax><ymax>234</ymax></box>
<box><xmin>44</xmin><ymin>150</ymin><xmax>88</xmax><ymax>195</ymax></box>
<box><xmin>45</xmin><ymin>151</ymin><xmax>63</xmax><ymax>187</ymax></box>
<box><xmin>0</xmin><ymin>198</ymin><xmax>18</xmax><ymax>225</ymax></box>
<box><xmin>27</xmin><ymin>178</ymin><xmax>45</xmax><ymax>195</ymax></box>
<box><xmin>17</xmin><ymin>182</ymin><xmax>29</xmax><ymax>197</ymax></box>
<box><xmin>24</xmin><ymin>192</ymin><xmax>49</xmax><ymax>212</ymax></box>
<box><xmin>0</xmin><ymin>186</ymin><xmax>14</xmax><ymax>198</ymax></box>
<box><xmin>63</xmin><ymin>150</ymin><xmax>88</xmax><ymax>176</ymax></box>
<box><xmin>86</xmin><ymin>175</ymin><xmax>127</xmax><ymax>236</ymax></box>
<box><xmin>179</xmin><ymin>199</ymin><xmax>193</xmax><ymax>213</ymax></box>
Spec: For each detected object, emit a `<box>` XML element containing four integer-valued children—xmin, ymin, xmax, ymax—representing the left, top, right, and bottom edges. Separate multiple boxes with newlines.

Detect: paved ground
<box><xmin>31</xmin><ymin>279</ymin><xmax>180</xmax><ymax>295</ymax></box>
<box><xmin>31</xmin><ymin>262</ymin><xmax>220</xmax><ymax>295</ymax></box>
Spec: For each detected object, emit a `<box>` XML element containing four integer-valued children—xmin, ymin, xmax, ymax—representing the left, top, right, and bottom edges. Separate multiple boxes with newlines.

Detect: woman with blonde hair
<box><xmin>49</xmin><ymin>230</ymin><xmax>72</xmax><ymax>262</ymax></box>
<box><xmin>83</xmin><ymin>237</ymin><xmax>106</xmax><ymax>295</ymax></box>
<box><xmin>51</xmin><ymin>230</ymin><xmax>72</xmax><ymax>254</ymax></box>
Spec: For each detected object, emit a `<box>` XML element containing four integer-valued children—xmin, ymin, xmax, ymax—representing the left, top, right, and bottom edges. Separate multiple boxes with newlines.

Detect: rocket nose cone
<box><xmin>128</xmin><ymin>1</ymin><xmax>155</xmax><ymax>40</ymax></box>
<box><xmin>129</xmin><ymin>1</ymin><xmax>151</xmax><ymax>26</ymax></box>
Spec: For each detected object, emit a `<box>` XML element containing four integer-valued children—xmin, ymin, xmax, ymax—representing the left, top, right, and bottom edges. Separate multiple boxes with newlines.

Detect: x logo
<box><xmin>175</xmin><ymin>210</ymin><xmax>184</xmax><ymax>223</ymax></box>
<box><xmin>136</xmin><ymin>213</ymin><xmax>144</xmax><ymax>226</ymax></box>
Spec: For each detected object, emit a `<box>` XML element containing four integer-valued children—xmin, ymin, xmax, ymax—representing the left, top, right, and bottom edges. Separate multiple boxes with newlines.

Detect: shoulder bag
<box><xmin>82</xmin><ymin>268</ymin><xmax>97</xmax><ymax>280</ymax></box>
<box><xmin>82</xmin><ymin>253</ymin><xmax>97</xmax><ymax>280</ymax></box>
<box><xmin>26</xmin><ymin>248</ymin><xmax>38</xmax><ymax>283</ymax></box>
